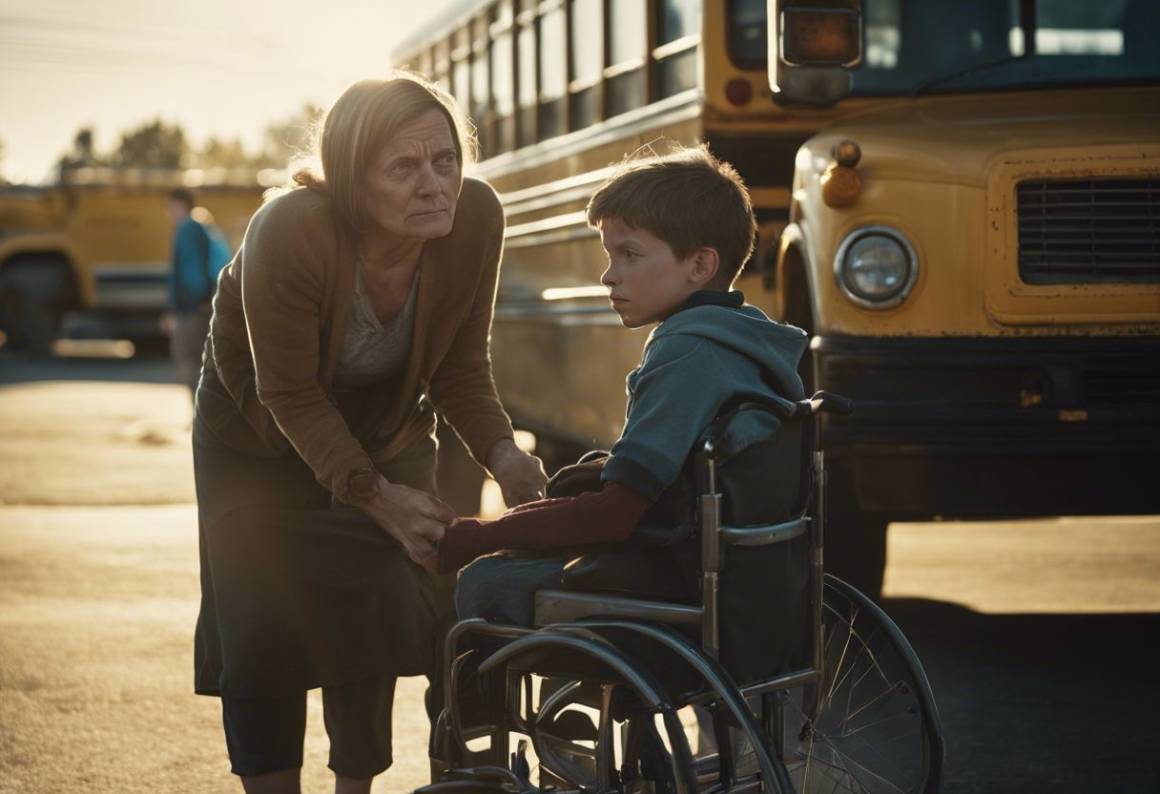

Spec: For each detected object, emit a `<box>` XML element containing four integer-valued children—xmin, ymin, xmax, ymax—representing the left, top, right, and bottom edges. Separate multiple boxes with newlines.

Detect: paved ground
<box><xmin>1</xmin><ymin>351</ymin><xmax>1158</xmax><ymax>792</ymax></box>
<box><xmin>0</xmin><ymin>353</ymin><xmax>432</xmax><ymax>793</ymax></box>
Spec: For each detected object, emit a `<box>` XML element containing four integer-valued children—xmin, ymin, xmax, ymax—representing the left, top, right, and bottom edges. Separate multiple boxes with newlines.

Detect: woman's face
<box><xmin>364</xmin><ymin>108</ymin><xmax>461</xmax><ymax>242</ymax></box>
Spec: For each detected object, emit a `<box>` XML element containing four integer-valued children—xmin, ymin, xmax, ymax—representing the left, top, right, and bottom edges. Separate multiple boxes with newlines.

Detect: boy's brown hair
<box><xmin>586</xmin><ymin>145</ymin><xmax>757</xmax><ymax>288</ymax></box>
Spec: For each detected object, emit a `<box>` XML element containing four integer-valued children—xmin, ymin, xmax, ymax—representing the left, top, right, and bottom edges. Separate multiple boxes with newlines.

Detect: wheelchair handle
<box><xmin>804</xmin><ymin>390</ymin><xmax>853</xmax><ymax>417</ymax></box>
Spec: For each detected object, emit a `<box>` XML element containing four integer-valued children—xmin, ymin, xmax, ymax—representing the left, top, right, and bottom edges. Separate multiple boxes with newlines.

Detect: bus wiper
<box><xmin>911</xmin><ymin>52</ymin><xmax>1030</xmax><ymax>99</ymax></box>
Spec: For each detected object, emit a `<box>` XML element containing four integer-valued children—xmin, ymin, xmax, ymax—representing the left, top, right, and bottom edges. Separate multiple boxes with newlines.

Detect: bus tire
<box><xmin>824</xmin><ymin>458</ymin><xmax>888</xmax><ymax>600</ymax></box>
<box><xmin>0</xmin><ymin>256</ymin><xmax>74</xmax><ymax>354</ymax></box>
<box><xmin>436</xmin><ymin>423</ymin><xmax>486</xmax><ymax>517</ymax></box>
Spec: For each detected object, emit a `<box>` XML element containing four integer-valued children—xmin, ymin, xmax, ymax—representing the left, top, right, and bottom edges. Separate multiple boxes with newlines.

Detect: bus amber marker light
<box><xmin>821</xmin><ymin>139</ymin><xmax>862</xmax><ymax>208</ymax></box>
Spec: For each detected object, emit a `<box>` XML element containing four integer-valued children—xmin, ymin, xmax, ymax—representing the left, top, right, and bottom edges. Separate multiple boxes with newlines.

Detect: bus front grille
<box><xmin>1017</xmin><ymin>177</ymin><xmax>1160</xmax><ymax>285</ymax></box>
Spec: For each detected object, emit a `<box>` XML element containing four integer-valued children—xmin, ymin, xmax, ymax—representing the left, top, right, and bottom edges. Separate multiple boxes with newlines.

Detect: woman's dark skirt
<box><xmin>192</xmin><ymin>409</ymin><xmax>440</xmax><ymax>699</ymax></box>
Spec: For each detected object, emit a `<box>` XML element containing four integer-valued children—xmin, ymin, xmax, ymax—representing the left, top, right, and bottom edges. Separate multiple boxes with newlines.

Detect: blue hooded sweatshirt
<box><xmin>601</xmin><ymin>291</ymin><xmax>809</xmax><ymax>501</ymax></box>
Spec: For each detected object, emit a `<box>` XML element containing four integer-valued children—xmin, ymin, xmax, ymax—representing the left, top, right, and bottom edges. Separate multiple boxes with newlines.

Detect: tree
<box><xmin>73</xmin><ymin>128</ymin><xmax>97</xmax><ymax>164</ymax></box>
<box><xmin>110</xmin><ymin>119</ymin><xmax>188</xmax><ymax>170</ymax></box>
<box><xmin>255</xmin><ymin>103</ymin><xmax>324</xmax><ymax>169</ymax></box>
<box><xmin>49</xmin><ymin>103</ymin><xmax>323</xmax><ymax>183</ymax></box>
<box><xmin>55</xmin><ymin>127</ymin><xmax>103</xmax><ymax>178</ymax></box>
<box><xmin>196</xmin><ymin>136</ymin><xmax>252</xmax><ymax>170</ymax></box>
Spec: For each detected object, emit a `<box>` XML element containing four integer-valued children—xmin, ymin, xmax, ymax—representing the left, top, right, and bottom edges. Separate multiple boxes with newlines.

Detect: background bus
<box><xmin>0</xmin><ymin>170</ymin><xmax>263</xmax><ymax>352</ymax></box>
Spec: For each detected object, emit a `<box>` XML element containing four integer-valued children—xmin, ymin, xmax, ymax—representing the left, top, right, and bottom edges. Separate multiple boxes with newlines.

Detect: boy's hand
<box><xmin>487</xmin><ymin>438</ymin><xmax>548</xmax><ymax>507</ymax></box>
<box><xmin>428</xmin><ymin>517</ymin><xmax>486</xmax><ymax>574</ymax></box>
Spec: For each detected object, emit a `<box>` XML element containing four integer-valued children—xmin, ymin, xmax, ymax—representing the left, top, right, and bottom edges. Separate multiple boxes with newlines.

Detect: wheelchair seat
<box><xmin>536</xmin><ymin>399</ymin><xmax>812</xmax><ymax>686</ymax></box>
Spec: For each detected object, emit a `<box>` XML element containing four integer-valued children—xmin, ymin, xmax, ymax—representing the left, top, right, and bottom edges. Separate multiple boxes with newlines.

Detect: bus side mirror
<box><xmin>768</xmin><ymin>1</ymin><xmax>863</xmax><ymax>106</ymax></box>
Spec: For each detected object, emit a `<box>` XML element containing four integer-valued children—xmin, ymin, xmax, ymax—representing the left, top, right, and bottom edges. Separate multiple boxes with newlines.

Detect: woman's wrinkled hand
<box><xmin>356</xmin><ymin>474</ymin><xmax>455</xmax><ymax>567</ymax></box>
<box><xmin>487</xmin><ymin>437</ymin><xmax>548</xmax><ymax>507</ymax></box>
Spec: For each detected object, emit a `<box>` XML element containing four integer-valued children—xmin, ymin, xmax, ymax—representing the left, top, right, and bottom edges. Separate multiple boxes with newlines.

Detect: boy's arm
<box><xmin>435</xmin><ymin>482</ymin><xmax>650</xmax><ymax>573</ymax></box>
<box><xmin>602</xmin><ymin>336</ymin><xmax>732</xmax><ymax>499</ymax></box>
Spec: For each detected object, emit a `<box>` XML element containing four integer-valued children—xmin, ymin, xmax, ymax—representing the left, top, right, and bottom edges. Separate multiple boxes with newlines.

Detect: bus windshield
<box><xmin>729</xmin><ymin>0</ymin><xmax>1160</xmax><ymax>95</ymax></box>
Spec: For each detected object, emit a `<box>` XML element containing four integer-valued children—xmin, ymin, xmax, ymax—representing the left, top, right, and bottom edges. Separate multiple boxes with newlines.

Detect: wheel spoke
<box><xmin>822</xmin><ymin>608</ymin><xmax>859</xmax><ymax>710</ymax></box>
<box><xmin>836</xmin><ymin>715</ymin><xmax>920</xmax><ymax>745</ymax></box>
<box><xmin>839</xmin><ymin>681</ymin><xmax>907</xmax><ymax>728</ymax></box>
<box><xmin>795</xmin><ymin>748</ymin><xmax>873</xmax><ymax>794</ymax></box>
<box><xmin>791</xmin><ymin>585</ymin><xmax>935</xmax><ymax>794</ymax></box>
<box><xmin>823</xmin><ymin>741</ymin><xmax>912</xmax><ymax>794</ymax></box>
<box><xmin>833</xmin><ymin>622</ymin><xmax>885</xmax><ymax>699</ymax></box>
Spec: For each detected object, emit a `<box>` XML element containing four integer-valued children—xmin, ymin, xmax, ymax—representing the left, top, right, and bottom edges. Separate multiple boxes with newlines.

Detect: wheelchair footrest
<box><xmin>415</xmin><ymin>765</ymin><xmax>539</xmax><ymax>793</ymax></box>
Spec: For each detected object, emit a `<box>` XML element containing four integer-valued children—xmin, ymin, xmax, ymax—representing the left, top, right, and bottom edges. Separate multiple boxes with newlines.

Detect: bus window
<box><xmin>517</xmin><ymin>19</ymin><xmax>538</xmax><ymax>145</ymax></box>
<box><xmin>538</xmin><ymin>4</ymin><xmax>568</xmax><ymax>139</ymax></box>
<box><xmin>471</xmin><ymin>39</ymin><xmax>491</xmax><ymax>154</ymax></box>
<box><xmin>726</xmin><ymin>0</ymin><xmax>764</xmax><ymax>69</ymax></box>
<box><xmin>417</xmin><ymin>49</ymin><xmax>434</xmax><ymax>77</ymax></box>
<box><xmin>607</xmin><ymin>0</ymin><xmax>647</xmax><ymax>117</ymax></box>
<box><xmin>452</xmin><ymin>28</ymin><xmax>470</xmax><ymax>115</ymax></box>
<box><xmin>655</xmin><ymin>0</ymin><xmax>700</xmax><ymax>98</ymax></box>
<box><xmin>569</xmin><ymin>0</ymin><xmax>604</xmax><ymax>130</ymax></box>
<box><xmin>433</xmin><ymin>39</ymin><xmax>452</xmax><ymax>94</ymax></box>
<box><xmin>492</xmin><ymin>23</ymin><xmax>516</xmax><ymax>154</ymax></box>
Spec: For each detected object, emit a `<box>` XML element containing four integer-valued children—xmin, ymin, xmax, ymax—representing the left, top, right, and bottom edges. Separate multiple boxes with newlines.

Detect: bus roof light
<box><xmin>780</xmin><ymin>8</ymin><xmax>862</xmax><ymax>68</ymax></box>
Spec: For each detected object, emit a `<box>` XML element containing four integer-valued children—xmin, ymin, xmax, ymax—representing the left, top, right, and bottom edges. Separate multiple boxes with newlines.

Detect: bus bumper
<box><xmin>813</xmin><ymin>334</ymin><xmax>1160</xmax><ymax>519</ymax></box>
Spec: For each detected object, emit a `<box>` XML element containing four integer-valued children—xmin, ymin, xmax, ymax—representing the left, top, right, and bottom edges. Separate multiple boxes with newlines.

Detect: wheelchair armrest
<box><xmin>719</xmin><ymin>516</ymin><xmax>810</xmax><ymax>547</ymax></box>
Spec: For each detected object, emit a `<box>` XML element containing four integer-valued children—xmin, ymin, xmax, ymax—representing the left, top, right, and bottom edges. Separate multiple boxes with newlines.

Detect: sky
<box><xmin>0</xmin><ymin>0</ymin><xmax>459</xmax><ymax>184</ymax></box>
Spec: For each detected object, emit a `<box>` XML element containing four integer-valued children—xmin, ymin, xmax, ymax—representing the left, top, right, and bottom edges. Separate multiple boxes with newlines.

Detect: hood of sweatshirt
<box><xmin>649</xmin><ymin>294</ymin><xmax>810</xmax><ymax>401</ymax></box>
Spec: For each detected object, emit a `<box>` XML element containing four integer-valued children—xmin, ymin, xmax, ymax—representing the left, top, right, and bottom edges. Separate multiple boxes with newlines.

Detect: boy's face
<box><xmin>598</xmin><ymin>218</ymin><xmax>710</xmax><ymax>328</ymax></box>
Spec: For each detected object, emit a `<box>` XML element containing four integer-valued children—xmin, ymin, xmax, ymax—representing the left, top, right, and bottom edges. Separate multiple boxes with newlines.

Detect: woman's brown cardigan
<box><xmin>199</xmin><ymin>177</ymin><xmax>515</xmax><ymax>503</ymax></box>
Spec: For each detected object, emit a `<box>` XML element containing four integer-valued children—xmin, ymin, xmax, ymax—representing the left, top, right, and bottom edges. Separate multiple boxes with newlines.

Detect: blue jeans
<box><xmin>454</xmin><ymin>553</ymin><xmax>569</xmax><ymax>626</ymax></box>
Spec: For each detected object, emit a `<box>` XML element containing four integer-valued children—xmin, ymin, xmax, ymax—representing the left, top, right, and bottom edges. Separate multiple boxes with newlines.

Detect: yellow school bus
<box><xmin>765</xmin><ymin>0</ymin><xmax>1160</xmax><ymax>591</ymax></box>
<box><xmin>0</xmin><ymin>169</ymin><xmax>262</xmax><ymax>351</ymax></box>
<box><xmin>393</xmin><ymin>0</ymin><xmax>860</xmax><ymax>510</ymax></box>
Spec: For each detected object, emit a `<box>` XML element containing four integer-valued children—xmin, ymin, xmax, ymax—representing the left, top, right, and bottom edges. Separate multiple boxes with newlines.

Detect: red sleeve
<box><xmin>436</xmin><ymin>482</ymin><xmax>651</xmax><ymax>573</ymax></box>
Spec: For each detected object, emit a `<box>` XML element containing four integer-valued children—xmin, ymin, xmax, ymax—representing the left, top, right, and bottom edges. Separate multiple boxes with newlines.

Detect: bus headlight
<box><xmin>833</xmin><ymin>226</ymin><xmax>918</xmax><ymax>309</ymax></box>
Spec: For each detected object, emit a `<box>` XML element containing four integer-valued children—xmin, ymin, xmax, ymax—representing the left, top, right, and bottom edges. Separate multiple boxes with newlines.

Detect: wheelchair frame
<box><xmin>425</xmin><ymin>393</ymin><xmax>945</xmax><ymax>794</ymax></box>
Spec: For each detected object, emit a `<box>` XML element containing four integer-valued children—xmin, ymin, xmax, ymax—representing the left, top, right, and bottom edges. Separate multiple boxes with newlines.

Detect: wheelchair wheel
<box><xmin>784</xmin><ymin>576</ymin><xmax>944</xmax><ymax>794</ymax></box>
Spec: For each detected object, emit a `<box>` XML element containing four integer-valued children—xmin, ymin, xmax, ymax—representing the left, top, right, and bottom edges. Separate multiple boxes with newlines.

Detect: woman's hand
<box><xmin>487</xmin><ymin>438</ymin><xmax>548</xmax><ymax>507</ymax></box>
<box><xmin>355</xmin><ymin>473</ymin><xmax>455</xmax><ymax>567</ymax></box>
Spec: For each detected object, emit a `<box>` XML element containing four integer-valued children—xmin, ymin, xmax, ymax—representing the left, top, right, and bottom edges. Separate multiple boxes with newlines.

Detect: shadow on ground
<box><xmin>881</xmin><ymin>597</ymin><xmax>1160</xmax><ymax>793</ymax></box>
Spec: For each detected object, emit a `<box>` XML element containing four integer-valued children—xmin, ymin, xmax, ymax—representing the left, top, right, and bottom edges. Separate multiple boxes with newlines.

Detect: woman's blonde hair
<box><xmin>292</xmin><ymin>72</ymin><xmax>475</xmax><ymax>232</ymax></box>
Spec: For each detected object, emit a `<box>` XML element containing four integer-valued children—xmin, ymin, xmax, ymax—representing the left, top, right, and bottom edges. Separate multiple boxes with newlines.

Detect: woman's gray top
<box><xmin>333</xmin><ymin>262</ymin><xmax>419</xmax><ymax>390</ymax></box>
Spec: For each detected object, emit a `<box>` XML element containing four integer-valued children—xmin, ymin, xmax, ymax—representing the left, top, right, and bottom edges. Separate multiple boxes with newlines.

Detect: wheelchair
<box><xmin>421</xmin><ymin>392</ymin><xmax>944</xmax><ymax>794</ymax></box>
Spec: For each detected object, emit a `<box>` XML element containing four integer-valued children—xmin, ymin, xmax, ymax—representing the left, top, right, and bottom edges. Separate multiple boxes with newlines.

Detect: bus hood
<box><xmin>801</xmin><ymin>85</ymin><xmax>1160</xmax><ymax>188</ymax></box>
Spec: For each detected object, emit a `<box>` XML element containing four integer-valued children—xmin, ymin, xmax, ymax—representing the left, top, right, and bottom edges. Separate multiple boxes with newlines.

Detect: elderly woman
<box><xmin>192</xmin><ymin>75</ymin><xmax>545</xmax><ymax>794</ymax></box>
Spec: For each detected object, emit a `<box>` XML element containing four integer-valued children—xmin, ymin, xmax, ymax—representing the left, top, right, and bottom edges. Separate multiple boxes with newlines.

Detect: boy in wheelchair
<box><xmin>423</xmin><ymin>148</ymin><xmax>941</xmax><ymax>793</ymax></box>
<box><xmin>425</xmin><ymin>147</ymin><xmax>809</xmax><ymax>779</ymax></box>
<box><xmin>434</xmin><ymin>146</ymin><xmax>808</xmax><ymax>625</ymax></box>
